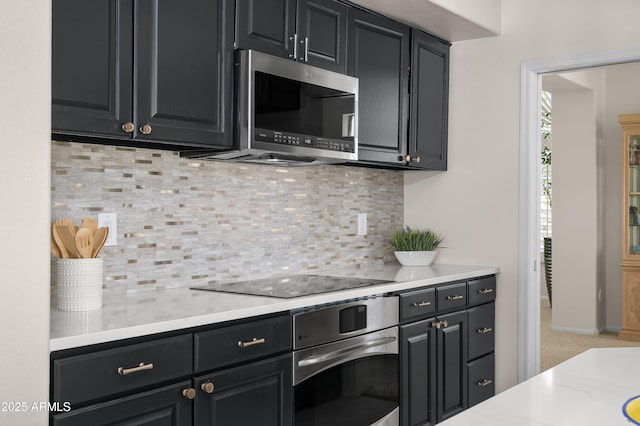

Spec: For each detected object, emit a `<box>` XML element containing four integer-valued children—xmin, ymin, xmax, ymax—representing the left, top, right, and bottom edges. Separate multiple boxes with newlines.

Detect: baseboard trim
<box><xmin>549</xmin><ymin>325</ymin><xmax>601</xmax><ymax>336</ymax></box>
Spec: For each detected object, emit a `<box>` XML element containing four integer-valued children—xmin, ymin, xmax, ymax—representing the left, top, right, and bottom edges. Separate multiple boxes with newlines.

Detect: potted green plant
<box><xmin>390</xmin><ymin>227</ymin><xmax>444</xmax><ymax>266</ymax></box>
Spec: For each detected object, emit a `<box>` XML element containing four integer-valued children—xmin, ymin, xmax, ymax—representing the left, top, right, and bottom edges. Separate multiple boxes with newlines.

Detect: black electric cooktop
<box><xmin>191</xmin><ymin>274</ymin><xmax>391</xmax><ymax>298</ymax></box>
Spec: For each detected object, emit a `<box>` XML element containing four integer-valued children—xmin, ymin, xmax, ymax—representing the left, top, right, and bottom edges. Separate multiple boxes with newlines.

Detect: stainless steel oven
<box><xmin>292</xmin><ymin>296</ymin><xmax>399</xmax><ymax>426</ymax></box>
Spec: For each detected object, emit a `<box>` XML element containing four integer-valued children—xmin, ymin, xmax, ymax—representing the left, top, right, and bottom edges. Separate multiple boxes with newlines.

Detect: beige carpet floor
<box><xmin>540</xmin><ymin>299</ymin><xmax>640</xmax><ymax>371</ymax></box>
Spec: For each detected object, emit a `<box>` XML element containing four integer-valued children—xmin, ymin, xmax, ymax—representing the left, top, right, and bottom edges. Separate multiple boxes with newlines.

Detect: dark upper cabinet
<box><xmin>52</xmin><ymin>0</ymin><xmax>234</xmax><ymax>149</ymax></box>
<box><xmin>408</xmin><ymin>29</ymin><xmax>450</xmax><ymax>170</ymax></box>
<box><xmin>235</xmin><ymin>0</ymin><xmax>347</xmax><ymax>73</ymax></box>
<box><xmin>235</xmin><ymin>0</ymin><xmax>296</xmax><ymax>59</ymax></box>
<box><xmin>296</xmin><ymin>0</ymin><xmax>348</xmax><ymax>72</ymax></box>
<box><xmin>52</xmin><ymin>0</ymin><xmax>132</xmax><ymax>139</ymax></box>
<box><xmin>347</xmin><ymin>8</ymin><xmax>411</xmax><ymax>165</ymax></box>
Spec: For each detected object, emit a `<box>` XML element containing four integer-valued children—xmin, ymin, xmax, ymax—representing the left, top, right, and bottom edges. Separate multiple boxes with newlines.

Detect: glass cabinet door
<box><xmin>628</xmin><ymin>134</ymin><xmax>640</xmax><ymax>256</ymax></box>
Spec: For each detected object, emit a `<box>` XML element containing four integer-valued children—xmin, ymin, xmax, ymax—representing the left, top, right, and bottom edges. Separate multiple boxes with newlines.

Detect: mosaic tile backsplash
<box><xmin>51</xmin><ymin>141</ymin><xmax>404</xmax><ymax>296</ymax></box>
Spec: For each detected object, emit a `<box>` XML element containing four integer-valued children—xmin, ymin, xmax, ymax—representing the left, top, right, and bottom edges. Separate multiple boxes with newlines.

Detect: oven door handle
<box><xmin>297</xmin><ymin>336</ymin><xmax>396</xmax><ymax>367</ymax></box>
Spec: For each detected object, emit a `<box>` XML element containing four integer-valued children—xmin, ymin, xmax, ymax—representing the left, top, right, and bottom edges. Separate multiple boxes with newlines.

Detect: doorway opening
<box><xmin>519</xmin><ymin>48</ymin><xmax>640</xmax><ymax>382</ymax></box>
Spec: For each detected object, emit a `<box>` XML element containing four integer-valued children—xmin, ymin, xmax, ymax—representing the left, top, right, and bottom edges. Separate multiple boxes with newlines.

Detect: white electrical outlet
<box><xmin>357</xmin><ymin>213</ymin><xmax>367</xmax><ymax>236</ymax></box>
<box><xmin>98</xmin><ymin>213</ymin><xmax>118</xmax><ymax>246</ymax></box>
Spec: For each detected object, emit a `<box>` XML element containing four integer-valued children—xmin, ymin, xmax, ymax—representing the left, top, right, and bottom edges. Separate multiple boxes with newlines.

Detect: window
<box><xmin>540</xmin><ymin>90</ymin><xmax>552</xmax><ymax>251</ymax></box>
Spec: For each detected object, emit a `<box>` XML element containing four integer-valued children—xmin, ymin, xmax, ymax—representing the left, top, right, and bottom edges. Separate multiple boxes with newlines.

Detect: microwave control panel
<box><xmin>255</xmin><ymin>128</ymin><xmax>355</xmax><ymax>153</ymax></box>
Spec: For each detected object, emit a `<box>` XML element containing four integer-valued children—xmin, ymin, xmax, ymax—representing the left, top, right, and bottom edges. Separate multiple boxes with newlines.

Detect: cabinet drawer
<box><xmin>436</xmin><ymin>282</ymin><xmax>467</xmax><ymax>312</ymax></box>
<box><xmin>468</xmin><ymin>303</ymin><xmax>495</xmax><ymax>360</ymax></box>
<box><xmin>467</xmin><ymin>353</ymin><xmax>495</xmax><ymax>407</ymax></box>
<box><xmin>467</xmin><ymin>276</ymin><xmax>496</xmax><ymax>306</ymax></box>
<box><xmin>52</xmin><ymin>334</ymin><xmax>193</xmax><ymax>406</ymax></box>
<box><xmin>399</xmin><ymin>287</ymin><xmax>436</xmax><ymax>322</ymax></box>
<box><xmin>195</xmin><ymin>315</ymin><xmax>291</xmax><ymax>373</ymax></box>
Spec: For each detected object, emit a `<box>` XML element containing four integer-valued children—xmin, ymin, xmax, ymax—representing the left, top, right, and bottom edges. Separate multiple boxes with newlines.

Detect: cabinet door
<box><xmin>400</xmin><ymin>320</ymin><xmax>436</xmax><ymax>426</ymax></box>
<box><xmin>135</xmin><ymin>0</ymin><xmax>234</xmax><ymax>147</ymax></box>
<box><xmin>235</xmin><ymin>0</ymin><xmax>296</xmax><ymax>59</ymax></box>
<box><xmin>194</xmin><ymin>354</ymin><xmax>292</xmax><ymax>426</ymax></box>
<box><xmin>52</xmin><ymin>0</ymin><xmax>133</xmax><ymax>138</ymax></box>
<box><xmin>347</xmin><ymin>8</ymin><xmax>410</xmax><ymax>165</ymax></box>
<box><xmin>408</xmin><ymin>30</ymin><xmax>450</xmax><ymax>170</ymax></box>
<box><xmin>297</xmin><ymin>0</ymin><xmax>348</xmax><ymax>73</ymax></box>
<box><xmin>51</xmin><ymin>380</ymin><xmax>193</xmax><ymax>426</ymax></box>
<box><xmin>436</xmin><ymin>310</ymin><xmax>468</xmax><ymax>422</ymax></box>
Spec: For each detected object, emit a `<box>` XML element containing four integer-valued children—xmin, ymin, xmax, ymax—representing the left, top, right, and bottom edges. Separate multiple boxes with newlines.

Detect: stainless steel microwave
<box><xmin>185</xmin><ymin>49</ymin><xmax>359</xmax><ymax>165</ymax></box>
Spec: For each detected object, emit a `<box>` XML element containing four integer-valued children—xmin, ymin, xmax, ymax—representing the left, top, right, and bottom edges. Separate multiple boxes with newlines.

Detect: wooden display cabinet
<box><xmin>620</xmin><ymin>114</ymin><xmax>640</xmax><ymax>341</ymax></box>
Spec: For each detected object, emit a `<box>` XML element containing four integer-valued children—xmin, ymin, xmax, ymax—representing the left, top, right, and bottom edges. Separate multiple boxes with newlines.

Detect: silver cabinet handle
<box><xmin>478</xmin><ymin>288</ymin><xmax>494</xmax><ymax>294</ymax></box>
<box><xmin>298</xmin><ymin>336</ymin><xmax>396</xmax><ymax>367</ymax></box>
<box><xmin>412</xmin><ymin>301</ymin><xmax>432</xmax><ymax>307</ymax></box>
<box><xmin>117</xmin><ymin>362</ymin><xmax>154</xmax><ymax>376</ymax></box>
<box><xmin>477</xmin><ymin>327</ymin><xmax>493</xmax><ymax>334</ymax></box>
<box><xmin>303</xmin><ymin>36</ymin><xmax>309</xmax><ymax>62</ymax></box>
<box><xmin>447</xmin><ymin>295</ymin><xmax>464</xmax><ymax>301</ymax></box>
<box><xmin>477</xmin><ymin>379</ymin><xmax>493</xmax><ymax>387</ymax></box>
<box><xmin>237</xmin><ymin>337</ymin><xmax>265</xmax><ymax>348</ymax></box>
<box><xmin>290</xmin><ymin>34</ymin><xmax>298</xmax><ymax>59</ymax></box>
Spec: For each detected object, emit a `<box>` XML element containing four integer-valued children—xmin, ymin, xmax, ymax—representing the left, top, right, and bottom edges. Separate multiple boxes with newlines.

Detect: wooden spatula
<box><xmin>55</xmin><ymin>221</ymin><xmax>79</xmax><ymax>258</ymax></box>
<box><xmin>92</xmin><ymin>227</ymin><xmax>109</xmax><ymax>258</ymax></box>
<box><xmin>51</xmin><ymin>224</ymin><xmax>65</xmax><ymax>258</ymax></box>
<box><xmin>75</xmin><ymin>228</ymin><xmax>94</xmax><ymax>259</ymax></box>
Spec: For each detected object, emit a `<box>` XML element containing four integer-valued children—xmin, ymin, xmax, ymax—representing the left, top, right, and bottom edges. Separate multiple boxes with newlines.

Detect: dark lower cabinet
<box><xmin>467</xmin><ymin>353</ymin><xmax>495</xmax><ymax>408</ymax></box>
<box><xmin>347</xmin><ymin>7</ymin><xmax>410</xmax><ymax>165</ymax></box>
<box><xmin>194</xmin><ymin>354</ymin><xmax>292</xmax><ymax>426</ymax></box>
<box><xmin>52</xmin><ymin>0</ymin><xmax>235</xmax><ymax>148</ymax></box>
<box><xmin>436</xmin><ymin>311</ymin><xmax>468</xmax><ymax>423</ymax></box>
<box><xmin>52</xmin><ymin>380</ymin><xmax>193</xmax><ymax>426</ymax></box>
<box><xmin>408</xmin><ymin>29</ymin><xmax>450</xmax><ymax>170</ymax></box>
<box><xmin>398</xmin><ymin>276</ymin><xmax>496</xmax><ymax>425</ymax></box>
<box><xmin>51</xmin><ymin>314</ymin><xmax>292</xmax><ymax>426</ymax></box>
<box><xmin>400</xmin><ymin>319</ymin><xmax>437</xmax><ymax>426</ymax></box>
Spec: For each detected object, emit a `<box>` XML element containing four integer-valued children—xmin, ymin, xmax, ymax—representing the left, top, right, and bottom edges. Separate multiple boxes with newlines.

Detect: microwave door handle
<box><xmin>297</xmin><ymin>336</ymin><xmax>396</xmax><ymax>367</ymax></box>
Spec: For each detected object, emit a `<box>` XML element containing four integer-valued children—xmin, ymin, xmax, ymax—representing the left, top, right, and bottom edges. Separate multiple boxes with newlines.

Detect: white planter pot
<box><xmin>394</xmin><ymin>250</ymin><xmax>438</xmax><ymax>267</ymax></box>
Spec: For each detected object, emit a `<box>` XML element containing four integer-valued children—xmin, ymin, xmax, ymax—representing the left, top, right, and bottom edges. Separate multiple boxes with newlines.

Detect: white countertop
<box><xmin>439</xmin><ymin>347</ymin><xmax>640</xmax><ymax>426</ymax></box>
<box><xmin>50</xmin><ymin>262</ymin><xmax>499</xmax><ymax>352</ymax></box>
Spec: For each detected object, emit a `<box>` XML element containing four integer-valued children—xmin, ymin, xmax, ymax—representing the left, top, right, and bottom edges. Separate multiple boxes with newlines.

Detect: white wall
<box><xmin>551</xmin><ymin>88</ymin><xmax>601</xmax><ymax>334</ymax></box>
<box><xmin>405</xmin><ymin>0</ymin><xmax>640</xmax><ymax>392</ymax></box>
<box><xmin>0</xmin><ymin>1</ymin><xmax>51</xmax><ymax>425</ymax></box>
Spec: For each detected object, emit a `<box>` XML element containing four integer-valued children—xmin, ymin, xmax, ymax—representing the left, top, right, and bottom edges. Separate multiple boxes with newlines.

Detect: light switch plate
<box><xmin>98</xmin><ymin>213</ymin><xmax>117</xmax><ymax>246</ymax></box>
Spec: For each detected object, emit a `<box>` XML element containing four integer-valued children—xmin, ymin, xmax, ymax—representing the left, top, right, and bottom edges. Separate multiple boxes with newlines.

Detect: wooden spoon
<box><xmin>51</xmin><ymin>224</ymin><xmax>66</xmax><ymax>258</ymax></box>
<box><xmin>92</xmin><ymin>227</ymin><xmax>109</xmax><ymax>258</ymax></box>
<box><xmin>75</xmin><ymin>228</ymin><xmax>94</xmax><ymax>259</ymax></box>
<box><xmin>81</xmin><ymin>217</ymin><xmax>98</xmax><ymax>235</ymax></box>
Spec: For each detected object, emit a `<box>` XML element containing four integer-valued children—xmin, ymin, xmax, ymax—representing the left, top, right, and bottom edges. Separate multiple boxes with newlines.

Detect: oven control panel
<box><xmin>292</xmin><ymin>296</ymin><xmax>398</xmax><ymax>350</ymax></box>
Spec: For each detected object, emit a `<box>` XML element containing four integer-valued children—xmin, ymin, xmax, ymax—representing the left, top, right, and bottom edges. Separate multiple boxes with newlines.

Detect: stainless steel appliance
<box><xmin>181</xmin><ymin>49</ymin><xmax>359</xmax><ymax>166</ymax></box>
<box><xmin>292</xmin><ymin>296</ymin><xmax>399</xmax><ymax>426</ymax></box>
